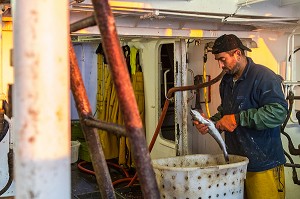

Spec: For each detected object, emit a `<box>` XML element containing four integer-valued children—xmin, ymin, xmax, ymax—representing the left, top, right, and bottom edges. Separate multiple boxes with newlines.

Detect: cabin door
<box><xmin>156</xmin><ymin>39</ymin><xmax>188</xmax><ymax>157</ymax></box>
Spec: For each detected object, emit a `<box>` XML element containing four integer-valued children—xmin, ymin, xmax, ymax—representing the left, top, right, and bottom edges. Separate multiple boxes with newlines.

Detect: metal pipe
<box><xmin>284</xmin><ymin>151</ymin><xmax>300</xmax><ymax>185</ymax></box>
<box><xmin>287</xmin><ymin>95</ymin><xmax>300</xmax><ymax>100</ymax></box>
<box><xmin>90</xmin><ymin>0</ymin><xmax>160</xmax><ymax>198</ymax></box>
<box><xmin>281</xmin><ymin>90</ymin><xmax>300</xmax><ymax>155</ymax></box>
<box><xmin>285</xmin><ymin>163</ymin><xmax>300</xmax><ymax>168</ymax></box>
<box><xmin>70</xmin><ymin>15</ymin><xmax>96</xmax><ymax>33</ymax></box>
<box><xmin>281</xmin><ymin>91</ymin><xmax>300</xmax><ymax>155</ymax></box>
<box><xmin>83</xmin><ymin>117</ymin><xmax>127</xmax><ymax>137</ymax></box>
<box><xmin>150</xmin><ymin>70</ymin><xmax>226</xmax><ymax>153</ymax></box>
<box><xmin>14</xmin><ymin>1</ymin><xmax>70</xmax><ymax>198</ymax></box>
<box><xmin>0</xmin><ymin>149</ymin><xmax>13</xmax><ymax>196</ymax></box>
<box><xmin>69</xmin><ymin>39</ymin><xmax>116</xmax><ymax>199</ymax></box>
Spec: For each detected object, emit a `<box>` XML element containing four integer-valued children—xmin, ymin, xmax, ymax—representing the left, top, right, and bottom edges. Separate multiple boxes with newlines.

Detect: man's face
<box><xmin>214</xmin><ymin>50</ymin><xmax>239</xmax><ymax>75</ymax></box>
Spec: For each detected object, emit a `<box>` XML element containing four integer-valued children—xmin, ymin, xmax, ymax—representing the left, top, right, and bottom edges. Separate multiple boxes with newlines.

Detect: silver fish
<box><xmin>190</xmin><ymin>109</ymin><xmax>229</xmax><ymax>163</ymax></box>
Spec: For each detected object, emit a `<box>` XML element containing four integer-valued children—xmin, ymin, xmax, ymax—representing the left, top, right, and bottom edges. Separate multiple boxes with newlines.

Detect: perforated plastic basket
<box><xmin>152</xmin><ymin>154</ymin><xmax>249</xmax><ymax>199</ymax></box>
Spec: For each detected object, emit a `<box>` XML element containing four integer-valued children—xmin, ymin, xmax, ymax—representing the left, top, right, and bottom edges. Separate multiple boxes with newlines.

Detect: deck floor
<box><xmin>71</xmin><ymin>160</ymin><xmax>143</xmax><ymax>199</ymax></box>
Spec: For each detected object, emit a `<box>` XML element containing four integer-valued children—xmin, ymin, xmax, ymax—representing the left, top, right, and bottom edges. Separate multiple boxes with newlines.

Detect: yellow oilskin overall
<box><xmin>96</xmin><ymin>46</ymin><xmax>145</xmax><ymax>167</ymax></box>
<box><xmin>245</xmin><ymin>165</ymin><xmax>285</xmax><ymax>199</ymax></box>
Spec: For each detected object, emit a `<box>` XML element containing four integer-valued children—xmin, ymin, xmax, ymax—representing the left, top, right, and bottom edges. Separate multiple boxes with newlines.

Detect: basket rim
<box><xmin>152</xmin><ymin>154</ymin><xmax>249</xmax><ymax>171</ymax></box>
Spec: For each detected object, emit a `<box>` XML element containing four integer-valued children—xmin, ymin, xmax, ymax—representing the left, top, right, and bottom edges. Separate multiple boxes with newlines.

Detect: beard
<box><xmin>226</xmin><ymin>63</ymin><xmax>240</xmax><ymax>76</ymax></box>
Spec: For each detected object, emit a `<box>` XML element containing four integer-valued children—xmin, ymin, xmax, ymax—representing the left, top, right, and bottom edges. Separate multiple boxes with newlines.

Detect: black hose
<box><xmin>282</xmin><ymin>91</ymin><xmax>294</xmax><ymax>130</ymax></box>
<box><xmin>284</xmin><ymin>150</ymin><xmax>300</xmax><ymax>185</ymax></box>
<box><xmin>0</xmin><ymin>149</ymin><xmax>14</xmax><ymax>196</ymax></box>
<box><xmin>281</xmin><ymin>90</ymin><xmax>300</xmax><ymax>155</ymax></box>
<box><xmin>288</xmin><ymin>47</ymin><xmax>300</xmax><ymax>62</ymax></box>
<box><xmin>296</xmin><ymin>111</ymin><xmax>300</xmax><ymax>125</ymax></box>
<box><xmin>0</xmin><ymin>109</ymin><xmax>13</xmax><ymax>196</ymax></box>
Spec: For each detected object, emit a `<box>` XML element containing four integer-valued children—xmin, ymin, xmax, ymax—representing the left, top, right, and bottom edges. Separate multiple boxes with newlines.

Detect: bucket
<box><xmin>71</xmin><ymin>140</ymin><xmax>81</xmax><ymax>164</ymax></box>
<box><xmin>79</xmin><ymin>142</ymin><xmax>91</xmax><ymax>162</ymax></box>
<box><xmin>152</xmin><ymin>154</ymin><xmax>249</xmax><ymax>199</ymax></box>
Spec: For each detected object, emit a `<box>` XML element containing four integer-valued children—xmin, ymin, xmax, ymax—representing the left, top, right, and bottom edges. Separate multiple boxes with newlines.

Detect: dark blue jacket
<box><xmin>219</xmin><ymin>57</ymin><xmax>288</xmax><ymax>172</ymax></box>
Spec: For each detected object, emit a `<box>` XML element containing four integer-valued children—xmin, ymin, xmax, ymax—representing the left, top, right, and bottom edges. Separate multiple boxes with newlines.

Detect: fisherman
<box><xmin>193</xmin><ymin>34</ymin><xmax>288</xmax><ymax>199</ymax></box>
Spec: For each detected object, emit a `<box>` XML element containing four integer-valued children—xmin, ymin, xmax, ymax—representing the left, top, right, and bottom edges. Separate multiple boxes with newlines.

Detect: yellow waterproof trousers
<box><xmin>245</xmin><ymin>165</ymin><xmax>285</xmax><ymax>199</ymax></box>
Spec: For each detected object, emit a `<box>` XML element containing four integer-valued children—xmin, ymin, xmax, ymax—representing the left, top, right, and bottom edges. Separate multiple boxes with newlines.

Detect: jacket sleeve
<box><xmin>210</xmin><ymin>105</ymin><xmax>223</xmax><ymax>122</ymax></box>
<box><xmin>237</xmin><ymin>103</ymin><xmax>287</xmax><ymax>130</ymax></box>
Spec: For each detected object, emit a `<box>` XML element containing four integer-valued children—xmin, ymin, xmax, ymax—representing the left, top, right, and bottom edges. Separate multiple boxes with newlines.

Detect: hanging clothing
<box><xmin>122</xmin><ymin>45</ymin><xmax>131</xmax><ymax>76</ymax></box>
<box><xmin>118</xmin><ymin>47</ymin><xmax>145</xmax><ymax>167</ymax></box>
<box><xmin>95</xmin><ymin>43</ymin><xmax>108</xmax><ymax>64</ymax></box>
<box><xmin>96</xmin><ymin>52</ymin><xmax>119</xmax><ymax>160</ymax></box>
<box><xmin>130</xmin><ymin>46</ymin><xmax>138</xmax><ymax>75</ymax></box>
<box><xmin>95</xmin><ymin>44</ymin><xmax>145</xmax><ymax>168</ymax></box>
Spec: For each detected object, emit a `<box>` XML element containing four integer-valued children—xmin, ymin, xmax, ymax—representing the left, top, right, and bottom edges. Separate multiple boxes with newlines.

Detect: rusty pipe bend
<box><xmin>150</xmin><ymin>70</ymin><xmax>225</xmax><ymax>150</ymax></box>
<box><xmin>166</xmin><ymin>70</ymin><xmax>226</xmax><ymax>99</ymax></box>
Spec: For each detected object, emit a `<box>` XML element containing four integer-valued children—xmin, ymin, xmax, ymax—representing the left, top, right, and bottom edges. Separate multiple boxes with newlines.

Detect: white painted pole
<box><xmin>13</xmin><ymin>1</ymin><xmax>70</xmax><ymax>199</ymax></box>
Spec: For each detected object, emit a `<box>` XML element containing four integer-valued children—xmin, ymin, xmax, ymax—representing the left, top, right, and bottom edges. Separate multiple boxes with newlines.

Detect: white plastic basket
<box><xmin>71</xmin><ymin>140</ymin><xmax>81</xmax><ymax>164</ymax></box>
<box><xmin>152</xmin><ymin>154</ymin><xmax>249</xmax><ymax>199</ymax></box>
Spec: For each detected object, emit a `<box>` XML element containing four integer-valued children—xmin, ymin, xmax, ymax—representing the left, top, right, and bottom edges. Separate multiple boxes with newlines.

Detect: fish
<box><xmin>190</xmin><ymin>109</ymin><xmax>229</xmax><ymax>164</ymax></box>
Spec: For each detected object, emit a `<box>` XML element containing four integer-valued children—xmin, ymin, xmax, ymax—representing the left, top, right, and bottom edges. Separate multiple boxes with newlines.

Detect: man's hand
<box><xmin>216</xmin><ymin>114</ymin><xmax>237</xmax><ymax>132</ymax></box>
<box><xmin>193</xmin><ymin>121</ymin><xmax>209</xmax><ymax>135</ymax></box>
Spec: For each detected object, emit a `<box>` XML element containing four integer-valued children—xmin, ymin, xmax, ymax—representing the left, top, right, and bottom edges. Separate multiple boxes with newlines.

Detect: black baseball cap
<box><xmin>212</xmin><ymin>34</ymin><xmax>252</xmax><ymax>54</ymax></box>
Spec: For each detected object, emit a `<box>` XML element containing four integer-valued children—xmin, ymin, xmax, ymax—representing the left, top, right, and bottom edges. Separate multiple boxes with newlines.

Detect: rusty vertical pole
<box><xmin>90</xmin><ymin>0</ymin><xmax>160</xmax><ymax>198</ymax></box>
<box><xmin>69</xmin><ymin>39</ymin><xmax>116</xmax><ymax>199</ymax></box>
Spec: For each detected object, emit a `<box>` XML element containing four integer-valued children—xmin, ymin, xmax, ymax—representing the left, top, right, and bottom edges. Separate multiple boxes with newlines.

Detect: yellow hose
<box><xmin>203</xmin><ymin>48</ymin><xmax>211</xmax><ymax>118</ymax></box>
